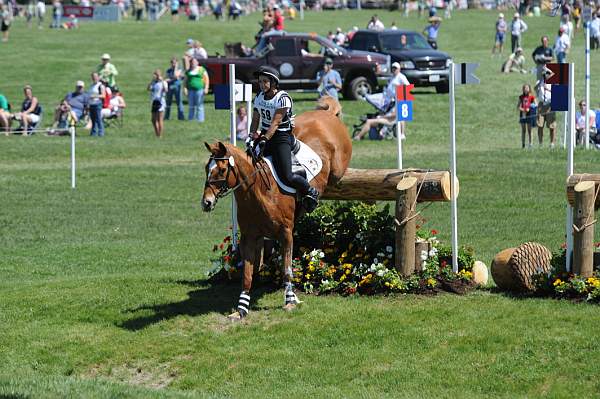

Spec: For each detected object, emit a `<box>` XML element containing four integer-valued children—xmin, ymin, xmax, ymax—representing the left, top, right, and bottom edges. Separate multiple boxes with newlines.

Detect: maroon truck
<box><xmin>198</xmin><ymin>31</ymin><xmax>391</xmax><ymax>100</ymax></box>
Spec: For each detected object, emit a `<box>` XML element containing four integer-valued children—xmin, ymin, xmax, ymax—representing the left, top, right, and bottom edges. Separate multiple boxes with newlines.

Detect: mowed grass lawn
<box><xmin>2</xmin><ymin>9</ymin><xmax>600</xmax><ymax>398</ymax></box>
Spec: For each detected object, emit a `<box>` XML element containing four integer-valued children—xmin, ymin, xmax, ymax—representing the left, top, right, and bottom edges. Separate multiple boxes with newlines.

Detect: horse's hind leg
<box><xmin>229</xmin><ymin>237</ymin><xmax>261</xmax><ymax>321</ymax></box>
<box><xmin>280</xmin><ymin>228</ymin><xmax>301</xmax><ymax>311</ymax></box>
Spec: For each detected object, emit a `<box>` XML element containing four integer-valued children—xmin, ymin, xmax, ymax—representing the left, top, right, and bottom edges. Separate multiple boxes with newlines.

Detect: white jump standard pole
<box><xmin>229</xmin><ymin>64</ymin><xmax>239</xmax><ymax>250</ymax></box>
<box><xmin>585</xmin><ymin>23</ymin><xmax>591</xmax><ymax>149</ymax></box>
<box><xmin>70</xmin><ymin>125</ymin><xmax>76</xmax><ymax>189</ymax></box>
<box><xmin>566</xmin><ymin>63</ymin><xmax>575</xmax><ymax>272</ymax></box>
<box><xmin>449</xmin><ymin>62</ymin><xmax>459</xmax><ymax>274</ymax></box>
<box><xmin>396</xmin><ymin>121</ymin><xmax>403</xmax><ymax>170</ymax></box>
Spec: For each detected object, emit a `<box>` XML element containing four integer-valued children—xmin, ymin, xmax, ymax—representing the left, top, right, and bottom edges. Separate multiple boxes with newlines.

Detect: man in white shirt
<box><xmin>590</xmin><ymin>14</ymin><xmax>600</xmax><ymax>50</ymax></box>
<box><xmin>334</xmin><ymin>27</ymin><xmax>346</xmax><ymax>45</ymax></box>
<box><xmin>554</xmin><ymin>27</ymin><xmax>570</xmax><ymax>63</ymax></box>
<box><xmin>385</xmin><ymin>62</ymin><xmax>410</xmax><ymax>138</ymax></box>
<box><xmin>510</xmin><ymin>12</ymin><xmax>528</xmax><ymax>53</ymax></box>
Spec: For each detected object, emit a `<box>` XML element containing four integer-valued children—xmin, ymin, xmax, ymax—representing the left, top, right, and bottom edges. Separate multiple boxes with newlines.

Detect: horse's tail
<box><xmin>315</xmin><ymin>96</ymin><xmax>342</xmax><ymax>119</ymax></box>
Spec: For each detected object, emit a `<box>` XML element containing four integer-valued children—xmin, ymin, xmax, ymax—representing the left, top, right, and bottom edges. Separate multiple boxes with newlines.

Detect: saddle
<box><xmin>249</xmin><ymin>137</ymin><xmax>323</xmax><ymax>194</ymax></box>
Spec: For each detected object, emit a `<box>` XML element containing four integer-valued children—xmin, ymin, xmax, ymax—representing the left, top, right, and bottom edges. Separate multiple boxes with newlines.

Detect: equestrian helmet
<box><xmin>254</xmin><ymin>65</ymin><xmax>280</xmax><ymax>85</ymax></box>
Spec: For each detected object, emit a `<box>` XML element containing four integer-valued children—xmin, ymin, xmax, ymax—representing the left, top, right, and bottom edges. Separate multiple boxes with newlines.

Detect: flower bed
<box><xmin>208</xmin><ymin>202</ymin><xmax>476</xmax><ymax>296</ymax></box>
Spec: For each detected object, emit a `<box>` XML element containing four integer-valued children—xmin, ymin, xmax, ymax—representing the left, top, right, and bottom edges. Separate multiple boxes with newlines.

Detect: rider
<box><xmin>249</xmin><ymin>65</ymin><xmax>319</xmax><ymax>212</ymax></box>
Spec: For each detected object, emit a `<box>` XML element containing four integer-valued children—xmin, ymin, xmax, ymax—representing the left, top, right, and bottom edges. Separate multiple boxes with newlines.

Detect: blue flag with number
<box><xmin>550</xmin><ymin>85</ymin><xmax>568</xmax><ymax>111</ymax></box>
<box><xmin>214</xmin><ymin>85</ymin><xmax>230</xmax><ymax>110</ymax></box>
<box><xmin>396</xmin><ymin>101</ymin><xmax>413</xmax><ymax>122</ymax></box>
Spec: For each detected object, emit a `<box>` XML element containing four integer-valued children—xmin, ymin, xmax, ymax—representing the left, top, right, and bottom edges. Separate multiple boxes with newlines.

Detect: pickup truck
<box><xmin>198</xmin><ymin>31</ymin><xmax>391</xmax><ymax>100</ymax></box>
<box><xmin>347</xmin><ymin>29</ymin><xmax>451</xmax><ymax>93</ymax></box>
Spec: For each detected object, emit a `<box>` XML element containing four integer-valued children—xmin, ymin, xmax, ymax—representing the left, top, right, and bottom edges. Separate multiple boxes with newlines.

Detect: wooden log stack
<box><xmin>567</xmin><ymin>174</ymin><xmax>600</xmax><ymax>208</ymax></box>
<box><xmin>322</xmin><ymin>168</ymin><xmax>458</xmax><ymax>276</ymax></box>
<box><xmin>323</xmin><ymin>168</ymin><xmax>458</xmax><ymax>202</ymax></box>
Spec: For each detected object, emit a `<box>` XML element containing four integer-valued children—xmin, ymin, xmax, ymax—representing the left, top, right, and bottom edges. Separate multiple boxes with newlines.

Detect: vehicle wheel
<box><xmin>347</xmin><ymin>77</ymin><xmax>373</xmax><ymax>100</ymax></box>
<box><xmin>436</xmin><ymin>82</ymin><xmax>449</xmax><ymax>94</ymax></box>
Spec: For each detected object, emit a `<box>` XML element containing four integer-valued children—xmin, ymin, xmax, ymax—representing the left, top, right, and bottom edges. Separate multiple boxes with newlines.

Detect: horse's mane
<box><xmin>315</xmin><ymin>96</ymin><xmax>342</xmax><ymax>118</ymax></box>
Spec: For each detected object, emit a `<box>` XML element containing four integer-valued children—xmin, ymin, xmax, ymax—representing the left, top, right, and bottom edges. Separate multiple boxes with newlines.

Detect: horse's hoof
<box><xmin>283</xmin><ymin>303</ymin><xmax>297</xmax><ymax>312</ymax></box>
<box><xmin>227</xmin><ymin>311</ymin><xmax>244</xmax><ymax>321</ymax></box>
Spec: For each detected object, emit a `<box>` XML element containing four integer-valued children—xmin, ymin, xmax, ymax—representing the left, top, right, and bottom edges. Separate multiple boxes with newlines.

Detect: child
<box><xmin>236</xmin><ymin>105</ymin><xmax>248</xmax><ymax>141</ymax></box>
<box><xmin>424</xmin><ymin>17</ymin><xmax>441</xmax><ymax>49</ymax></box>
<box><xmin>518</xmin><ymin>84</ymin><xmax>536</xmax><ymax>148</ymax></box>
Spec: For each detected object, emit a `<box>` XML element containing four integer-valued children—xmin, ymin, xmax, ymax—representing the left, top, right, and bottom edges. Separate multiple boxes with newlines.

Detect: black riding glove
<box><xmin>255</xmin><ymin>137</ymin><xmax>267</xmax><ymax>158</ymax></box>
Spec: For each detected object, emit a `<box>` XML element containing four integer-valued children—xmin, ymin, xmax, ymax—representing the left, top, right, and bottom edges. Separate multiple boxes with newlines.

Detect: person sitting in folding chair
<box><xmin>48</xmin><ymin>99</ymin><xmax>77</xmax><ymax>136</ymax></box>
<box><xmin>11</xmin><ymin>85</ymin><xmax>42</xmax><ymax>135</ymax></box>
<box><xmin>101</xmin><ymin>87</ymin><xmax>126</xmax><ymax>126</ymax></box>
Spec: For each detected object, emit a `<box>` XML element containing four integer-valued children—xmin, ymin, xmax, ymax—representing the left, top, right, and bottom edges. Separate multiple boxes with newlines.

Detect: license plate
<box><xmin>429</xmin><ymin>74</ymin><xmax>440</xmax><ymax>83</ymax></box>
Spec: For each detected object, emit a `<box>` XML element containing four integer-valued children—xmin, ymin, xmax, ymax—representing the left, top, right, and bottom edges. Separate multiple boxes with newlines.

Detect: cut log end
<box><xmin>575</xmin><ymin>181</ymin><xmax>596</xmax><ymax>193</ymax></box>
<box><xmin>396</xmin><ymin>177</ymin><xmax>418</xmax><ymax>191</ymax></box>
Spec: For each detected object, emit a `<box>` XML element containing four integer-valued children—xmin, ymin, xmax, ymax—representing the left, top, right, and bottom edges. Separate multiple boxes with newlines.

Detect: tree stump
<box><xmin>491</xmin><ymin>242</ymin><xmax>552</xmax><ymax>292</ymax></box>
<box><xmin>395</xmin><ymin>177</ymin><xmax>417</xmax><ymax>276</ymax></box>
<box><xmin>573</xmin><ymin>181</ymin><xmax>595</xmax><ymax>278</ymax></box>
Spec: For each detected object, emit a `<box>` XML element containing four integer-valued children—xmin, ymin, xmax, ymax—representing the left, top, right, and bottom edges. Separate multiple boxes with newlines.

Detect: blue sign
<box><xmin>396</xmin><ymin>101</ymin><xmax>413</xmax><ymax>122</ymax></box>
<box><xmin>551</xmin><ymin>85</ymin><xmax>568</xmax><ymax>112</ymax></box>
<box><xmin>214</xmin><ymin>84</ymin><xmax>230</xmax><ymax>110</ymax></box>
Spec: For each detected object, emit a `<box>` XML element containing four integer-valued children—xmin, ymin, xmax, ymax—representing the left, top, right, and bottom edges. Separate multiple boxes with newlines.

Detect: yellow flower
<box><xmin>308</xmin><ymin>265</ymin><xmax>315</xmax><ymax>272</ymax></box>
<box><xmin>426</xmin><ymin>278</ymin><xmax>437</xmax><ymax>288</ymax></box>
<box><xmin>384</xmin><ymin>282</ymin><xmax>390</xmax><ymax>287</ymax></box>
<box><xmin>341</xmin><ymin>251</ymin><xmax>348</xmax><ymax>258</ymax></box>
<box><xmin>305</xmin><ymin>274</ymin><xmax>311</xmax><ymax>279</ymax></box>
<box><xmin>340</xmin><ymin>275</ymin><xmax>346</xmax><ymax>281</ymax></box>
<box><xmin>345</xmin><ymin>269</ymin><xmax>351</xmax><ymax>275</ymax></box>
<box><xmin>553</xmin><ymin>279</ymin><xmax>562</xmax><ymax>287</ymax></box>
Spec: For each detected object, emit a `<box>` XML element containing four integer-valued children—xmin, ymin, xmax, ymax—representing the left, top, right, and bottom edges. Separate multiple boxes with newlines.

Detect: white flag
<box><xmin>454</xmin><ymin>63</ymin><xmax>480</xmax><ymax>85</ymax></box>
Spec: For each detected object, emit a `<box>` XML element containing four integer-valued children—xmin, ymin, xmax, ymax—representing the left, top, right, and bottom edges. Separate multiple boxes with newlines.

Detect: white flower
<box><xmin>321</xmin><ymin>279</ymin><xmax>329</xmax><ymax>285</ymax></box>
<box><xmin>374</xmin><ymin>258</ymin><xmax>379</xmax><ymax>264</ymax></box>
<box><xmin>386</xmin><ymin>246</ymin><xmax>393</xmax><ymax>253</ymax></box>
<box><xmin>310</xmin><ymin>249</ymin><xmax>318</xmax><ymax>257</ymax></box>
<box><xmin>376</xmin><ymin>270</ymin><xmax>385</xmax><ymax>277</ymax></box>
<box><xmin>377</xmin><ymin>252</ymin><xmax>385</xmax><ymax>257</ymax></box>
<box><xmin>420</xmin><ymin>250</ymin><xmax>428</xmax><ymax>261</ymax></box>
<box><xmin>429</xmin><ymin>248</ymin><xmax>438</xmax><ymax>257</ymax></box>
<box><xmin>319</xmin><ymin>251</ymin><xmax>325</xmax><ymax>258</ymax></box>
<box><xmin>422</xmin><ymin>261</ymin><xmax>427</xmax><ymax>271</ymax></box>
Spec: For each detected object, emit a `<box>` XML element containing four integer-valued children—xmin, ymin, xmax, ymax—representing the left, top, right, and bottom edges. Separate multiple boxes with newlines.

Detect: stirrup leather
<box><xmin>237</xmin><ymin>291</ymin><xmax>250</xmax><ymax>317</ymax></box>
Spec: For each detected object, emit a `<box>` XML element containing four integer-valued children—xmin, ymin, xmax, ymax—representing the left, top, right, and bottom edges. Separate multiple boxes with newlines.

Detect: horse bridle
<box><xmin>204</xmin><ymin>155</ymin><xmax>267</xmax><ymax>203</ymax></box>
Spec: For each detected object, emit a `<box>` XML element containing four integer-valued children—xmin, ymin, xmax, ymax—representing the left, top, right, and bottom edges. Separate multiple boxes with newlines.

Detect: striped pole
<box><xmin>449</xmin><ymin>62</ymin><xmax>459</xmax><ymax>273</ymax></box>
<box><xmin>566</xmin><ymin>63</ymin><xmax>575</xmax><ymax>272</ymax></box>
<box><xmin>70</xmin><ymin>126</ymin><xmax>76</xmax><ymax>189</ymax></box>
<box><xmin>586</xmin><ymin>23</ymin><xmax>591</xmax><ymax>149</ymax></box>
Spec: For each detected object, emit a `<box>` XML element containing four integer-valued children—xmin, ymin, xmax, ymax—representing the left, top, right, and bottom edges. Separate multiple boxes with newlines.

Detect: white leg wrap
<box><xmin>237</xmin><ymin>291</ymin><xmax>250</xmax><ymax>316</ymax></box>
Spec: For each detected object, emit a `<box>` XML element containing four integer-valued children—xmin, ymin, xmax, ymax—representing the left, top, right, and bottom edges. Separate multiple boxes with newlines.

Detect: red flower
<box><xmin>219</xmin><ymin>243</ymin><xmax>224</xmax><ymax>250</ymax></box>
<box><xmin>224</xmin><ymin>236</ymin><xmax>231</xmax><ymax>242</ymax></box>
<box><xmin>441</xmin><ymin>260</ymin><xmax>448</xmax><ymax>268</ymax></box>
<box><xmin>224</xmin><ymin>255</ymin><xmax>231</xmax><ymax>262</ymax></box>
<box><xmin>431</xmin><ymin>229</ymin><xmax>438</xmax><ymax>235</ymax></box>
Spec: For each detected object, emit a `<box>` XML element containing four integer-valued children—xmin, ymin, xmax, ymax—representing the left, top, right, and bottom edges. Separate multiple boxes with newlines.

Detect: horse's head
<box><xmin>202</xmin><ymin>141</ymin><xmax>237</xmax><ymax>212</ymax></box>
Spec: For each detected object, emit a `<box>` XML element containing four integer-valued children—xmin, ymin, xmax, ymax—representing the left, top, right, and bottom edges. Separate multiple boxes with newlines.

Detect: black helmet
<box><xmin>254</xmin><ymin>65</ymin><xmax>280</xmax><ymax>85</ymax></box>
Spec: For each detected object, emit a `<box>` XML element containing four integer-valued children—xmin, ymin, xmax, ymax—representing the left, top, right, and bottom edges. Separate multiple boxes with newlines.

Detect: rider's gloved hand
<box><xmin>256</xmin><ymin>138</ymin><xmax>267</xmax><ymax>157</ymax></box>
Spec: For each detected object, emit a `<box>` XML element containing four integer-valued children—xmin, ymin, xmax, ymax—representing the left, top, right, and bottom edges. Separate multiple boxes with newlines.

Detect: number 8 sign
<box><xmin>396</xmin><ymin>101</ymin><xmax>413</xmax><ymax>122</ymax></box>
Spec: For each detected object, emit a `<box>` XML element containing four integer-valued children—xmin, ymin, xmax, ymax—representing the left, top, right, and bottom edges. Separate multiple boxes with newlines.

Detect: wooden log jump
<box><xmin>573</xmin><ymin>181</ymin><xmax>595</xmax><ymax>277</ymax></box>
<box><xmin>322</xmin><ymin>168</ymin><xmax>458</xmax><ymax>276</ymax></box>
<box><xmin>323</xmin><ymin>168</ymin><xmax>459</xmax><ymax>202</ymax></box>
<box><xmin>567</xmin><ymin>174</ymin><xmax>600</xmax><ymax>208</ymax></box>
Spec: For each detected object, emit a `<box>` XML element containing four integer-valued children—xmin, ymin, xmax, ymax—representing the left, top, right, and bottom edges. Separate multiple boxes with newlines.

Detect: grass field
<box><xmin>2</xmin><ymin>8</ymin><xmax>600</xmax><ymax>398</ymax></box>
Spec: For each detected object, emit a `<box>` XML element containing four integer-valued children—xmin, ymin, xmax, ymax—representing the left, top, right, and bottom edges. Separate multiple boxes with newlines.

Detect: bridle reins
<box><xmin>204</xmin><ymin>155</ymin><xmax>267</xmax><ymax>203</ymax></box>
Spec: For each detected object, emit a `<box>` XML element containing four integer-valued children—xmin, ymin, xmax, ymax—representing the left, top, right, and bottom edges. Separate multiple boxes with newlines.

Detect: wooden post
<box><xmin>573</xmin><ymin>181</ymin><xmax>595</xmax><ymax>277</ymax></box>
<box><xmin>567</xmin><ymin>174</ymin><xmax>600</xmax><ymax>208</ymax></box>
<box><xmin>414</xmin><ymin>241</ymin><xmax>430</xmax><ymax>272</ymax></box>
<box><xmin>395</xmin><ymin>177</ymin><xmax>417</xmax><ymax>276</ymax></box>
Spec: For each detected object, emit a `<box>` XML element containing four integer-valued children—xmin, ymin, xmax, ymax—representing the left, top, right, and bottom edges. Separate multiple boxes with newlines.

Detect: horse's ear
<box><xmin>218</xmin><ymin>141</ymin><xmax>227</xmax><ymax>154</ymax></box>
<box><xmin>204</xmin><ymin>142</ymin><xmax>214</xmax><ymax>153</ymax></box>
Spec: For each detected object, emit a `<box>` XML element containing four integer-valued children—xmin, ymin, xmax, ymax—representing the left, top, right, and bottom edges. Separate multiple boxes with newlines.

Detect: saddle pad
<box><xmin>262</xmin><ymin>140</ymin><xmax>323</xmax><ymax>194</ymax></box>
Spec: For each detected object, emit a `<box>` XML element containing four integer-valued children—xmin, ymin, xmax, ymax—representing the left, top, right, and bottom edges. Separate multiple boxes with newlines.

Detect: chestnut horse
<box><xmin>202</xmin><ymin>97</ymin><xmax>352</xmax><ymax>319</ymax></box>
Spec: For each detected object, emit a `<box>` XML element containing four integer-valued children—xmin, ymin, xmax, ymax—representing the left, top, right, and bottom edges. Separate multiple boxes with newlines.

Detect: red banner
<box><xmin>62</xmin><ymin>5</ymin><xmax>94</xmax><ymax>18</ymax></box>
<box><xmin>396</xmin><ymin>84</ymin><xmax>415</xmax><ymax>102</ymax></box>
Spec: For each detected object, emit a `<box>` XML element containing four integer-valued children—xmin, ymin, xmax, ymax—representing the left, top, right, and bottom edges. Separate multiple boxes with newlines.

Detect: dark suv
<box><xmin>347</xmin><ymin>29</ymin><xmax>451</xmax><ymax>93</ymax></box>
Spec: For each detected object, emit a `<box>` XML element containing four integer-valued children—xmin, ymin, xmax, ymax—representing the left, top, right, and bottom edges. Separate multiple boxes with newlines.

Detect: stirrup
<box><xmin>302</xmin><ymin>187</ymin><xmax>319</xmax><ymax>213</ymax></box>
<box><xmin>237</xmin><ymin>291</ymin><xmax>250</xmax><ymax>317</ymax></box>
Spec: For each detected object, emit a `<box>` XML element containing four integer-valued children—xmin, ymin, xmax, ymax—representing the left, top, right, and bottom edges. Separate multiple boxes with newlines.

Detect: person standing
<box><xmin>51</xmin><ymin>0</ymin><xmax>62</xmax><ymax>28</ymax></box>
<box><xmin>492</xmin><ymin>13</ymin><xmax>507</xmax><ymax>55</ymax></box>
<box><xmin>591</xmin><ymin>13</ymin><xmax>600</xmax><ymax>50</ymax></box>
<box><xmin>97</xmin><ymin>53</ymin><xmax>119</xmax><ymax>89</ymax></box>
<box><xmin>535</xmin><ymin>77</ymin><xmax>556</xmax><ymax>148</ymax></box>
<box><xmin>510</xmin><ymin>12</ymin><xmax>527</xmax><ymax>53</ymax></box>
<box><xmin>554</xmin><ymin>27</ymin><xmax>570</xmax><ymax>64</ymax></box>
<box><xmin>170</xmin><ymin>0</ymin><xmax>180</xmax><ymax>22</ymax></box>
<box><xmin>88</xmin><ymin>72</ymin><xmax>106</xmax><ymax>137</ymax></box>
<box><xmin>148</xmin><ymin>69</ymin><xmax>168</xmax><ymax>138</ymax></box>
<box><xmin>316</xmin><ymin>58</ymin><xmax>342</xmax><ymax>101</ymax></box>
<box><xmin>36</xmin><ymin>0</ymin><xmax>46</xmax><ymax>29</ymax></box>
<box><xmin>184</xmin><ymin>58</ymin><xmax>209</xmax><ymax>122</ymax></box>
<box><xmin>532</xmin><ymin>35</ymin><xmax>553</xmax><ymax>81</ymax></box>
<box><xmin>273</xmin><ymin>4</ymin><xmax>284</xmax><ymax>31</ymax></box>
<box><xmin>517</xmin><ymin>84</ymin><xmax>536</xmax><ymax>148</ymax></box>
<box><xmin>423</xmin><ymin>17</ymin><xmax>441</xmax><ymax>49</ymax></box>
<box><xmin>0</xmin><ymin>4</ymin><xmax>12</xmax><ymax>43</ymax></box>
<box><xmin>165</xmin><ymin>57</ymin><xmax>185</xmax><ymax>120</ymax></box>
<box><xmin>385</xmin><ymin>62</ymin><xmax>409</xmax><ymax>139</ymax></box>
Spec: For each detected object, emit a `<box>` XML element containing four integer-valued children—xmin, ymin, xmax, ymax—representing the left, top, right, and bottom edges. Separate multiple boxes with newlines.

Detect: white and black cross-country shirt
<box><xmin>253</xmin><ymin>90</ymin><xmax>294</xmax><ymax>133</ymax></box>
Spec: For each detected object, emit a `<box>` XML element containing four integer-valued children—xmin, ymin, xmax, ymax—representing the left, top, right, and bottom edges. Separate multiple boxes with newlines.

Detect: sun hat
<box><xmin>186</xmin><ymin>38</ymin><xmax>194</xmax><ymax>45</ymax></box>
<box><xmin>514</xmin><ymin>12</ymin><xmax>519</xmax><ymax>18</ymax></box>
<box><xmin>325</xmin><ymin>58</ymin><xmax>333</xmax><ymax>64</ymax></box>
<box><xmin>101</xmin><ymin>53</ymin><xmax>111</xmax><ymax>60</ymax></box>
<box><xmin>76</xmin><ymin>80</ymin><xmax>85</xmax><ymax>87</ymax></box>
<box><xmin>391</xmin><ymin>61</ymin><xmax>401</xmax><ymax>69</ymax></box>
<box><xmin>499</xmin><ymin>13</ymin><xmax>504</xmax><ymax>18</ymax></box>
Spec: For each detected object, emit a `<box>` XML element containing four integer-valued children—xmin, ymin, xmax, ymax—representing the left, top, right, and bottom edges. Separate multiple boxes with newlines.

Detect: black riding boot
<box><xmin>302</xmin><ymin>186</ymin><xmax>320</xmax><ymax>213</ymax></box>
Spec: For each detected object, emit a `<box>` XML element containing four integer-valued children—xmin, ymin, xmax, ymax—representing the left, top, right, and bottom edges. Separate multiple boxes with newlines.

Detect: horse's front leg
<box><xmin>281</xmin><ymin>228</ymin><xmax>301</xmax><ymax>311</ymax></box>
<box><xmin>228</xmin><ymin>236</ymin><xmax>260</xmax><ymax>321</ymax></box>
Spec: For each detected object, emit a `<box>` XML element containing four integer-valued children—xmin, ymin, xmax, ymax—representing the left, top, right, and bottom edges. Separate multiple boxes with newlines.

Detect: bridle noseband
<box><xmin>205</xmin><ymin>156</ymin><xmax>238</xmax><ymax>201</ymax></box>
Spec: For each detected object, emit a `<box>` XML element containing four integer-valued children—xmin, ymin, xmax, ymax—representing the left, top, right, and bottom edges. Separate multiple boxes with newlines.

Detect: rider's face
<box><xmin>259</xmin><ymin>76</ymin><xmax>272</xmax><ymax>93</ymax></box>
